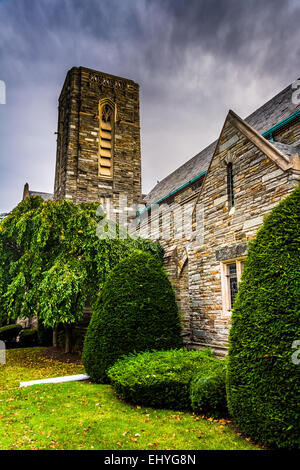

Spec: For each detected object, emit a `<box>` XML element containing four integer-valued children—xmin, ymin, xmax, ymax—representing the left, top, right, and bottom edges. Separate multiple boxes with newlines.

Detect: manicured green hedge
<box><xmin>19</xmin><ymin>329</ymin><xmax>38</xmax><ymax>347</ymax></box>
<box><xmin>190</xmin><ymin>366</ymin><xmax>228</xmax><ymax>418</ymax></box>
<box><xmin>57</xmin><ymin>326</ymin><xmax>85</xmax><ymax>353</ymax></box>
<box><xmin>108</xmin><ymin>348</ymin><xmax>224</xmax><ymax>410</ymax></box>
<box><xmin>227</xmin><ymin>185</ymin><xmax>300</xmax><ymax>449</ymax></box>
<box><xmin>82</xmin><ymin>251</ymin><xmax>182</xmax><ymax>383</ymax></box>
<box><xmin>0</xmin><ymin>324</ymin><xmax>22</xmax><ymax>342</ymax></box>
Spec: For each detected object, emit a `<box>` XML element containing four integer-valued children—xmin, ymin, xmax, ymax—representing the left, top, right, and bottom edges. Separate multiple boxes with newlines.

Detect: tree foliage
<box><xmin>0</xmin><ymin>197</ymin><xmax>163</xmax><ymax>351</ymax></box>
<box><xmin>227</xmin><ymin>185</ymin><xmax>300</xmax><ymax>449</ymax></box>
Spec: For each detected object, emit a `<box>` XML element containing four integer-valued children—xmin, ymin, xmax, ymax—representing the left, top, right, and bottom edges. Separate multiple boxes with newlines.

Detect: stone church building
<box><xmin>23</xmin><ymin>66</ymin><xmax>300</xmax><ymax>353</ymax></box>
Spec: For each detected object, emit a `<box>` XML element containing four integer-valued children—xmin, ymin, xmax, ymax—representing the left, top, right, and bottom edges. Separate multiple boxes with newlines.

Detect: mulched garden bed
<box><xmin>41</xmin><ymin>347</ymin><xmax>82</xmax><ymax>365</ymax></box>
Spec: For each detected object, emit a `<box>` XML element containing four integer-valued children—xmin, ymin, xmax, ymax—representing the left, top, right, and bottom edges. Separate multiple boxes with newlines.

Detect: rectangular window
<box><xmin>221</xmin><ymin>259</ymin><xmax>245</xmax><ymax>313</ymax></box>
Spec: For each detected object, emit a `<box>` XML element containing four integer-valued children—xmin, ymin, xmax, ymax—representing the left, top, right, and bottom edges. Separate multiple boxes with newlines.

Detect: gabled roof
<box><xmin>144</xmin><ymin>141</ymin><xmax>216</xmax><ymax>205</ymax></box>
<box><xmin>192</xmin><ymin>110</ymin><xmax>300</xmax><ymax>211</ymax></box>
<box><xmin>145</xmin><ymin>79</ymin><xmax>300</xmax><ymax>205</ymax></box>
<box><xmin>23</xmin><ymin>183</ymin><xmax>54</xmax><ymax>202</ymax></box>
<box><xmin>227</xmin><ymin>110</ymin><xmax>299</xmax><ymax>171</ymax></box>
<box><xmin>28</xmin><ymin>191</ymin><xmax>54</xmax><ymax>201</ymax></box>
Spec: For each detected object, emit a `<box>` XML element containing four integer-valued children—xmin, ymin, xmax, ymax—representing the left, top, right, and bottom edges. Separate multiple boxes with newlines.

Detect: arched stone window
<box><xmin>99</xmin><ymin>99</ymin><xmax>116</xmax><ymax>178</ymax></box>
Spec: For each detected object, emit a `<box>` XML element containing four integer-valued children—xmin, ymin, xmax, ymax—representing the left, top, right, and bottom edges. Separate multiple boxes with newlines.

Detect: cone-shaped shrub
<box><xmin>82</xmin><ymin>250</ymin><xmax>182</xmax><ymax>383</ymax></box>
<box><xmin>227</xmin><ymin>185</ymin><xmax>300</xmax><ymax>449</ymax></box>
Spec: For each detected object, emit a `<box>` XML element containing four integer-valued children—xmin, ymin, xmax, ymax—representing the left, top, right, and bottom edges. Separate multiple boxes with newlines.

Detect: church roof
<box><xmin>145</xmin><ymin>79</ymin><xmax>300</xmax><ymax>206</ymax></box>
<box><xmin>270</xmin><ymin>141</ymin><xmax>300</xmax><ymax>159</ymax></box>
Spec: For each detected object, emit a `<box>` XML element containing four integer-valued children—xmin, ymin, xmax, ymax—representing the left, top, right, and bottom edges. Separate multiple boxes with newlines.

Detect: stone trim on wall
<box><xmin>215</xmin><ymin>243</ymin><xmax>248</xmax><ymax>261</ymax></box>
<box><xmin>227</xmin><ymin>110</ymin><xmax>295</xmax><ymax>171</ymax></box>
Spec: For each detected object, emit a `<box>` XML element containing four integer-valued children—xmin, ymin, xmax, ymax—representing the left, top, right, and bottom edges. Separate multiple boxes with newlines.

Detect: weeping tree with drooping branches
<box><xmin>0</xmin><ymin>196</ymin><xmax>163</xmax><ymax>352</ymax></box>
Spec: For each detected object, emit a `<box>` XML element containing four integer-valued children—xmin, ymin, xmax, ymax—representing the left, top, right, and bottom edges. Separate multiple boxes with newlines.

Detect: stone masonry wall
<box><xmin>138</xmin><ymin>120</ymin><xmax>299</xmax><ymax>352</ymax></box>
<box><xmin>271</xmin><ymin>117</ymin><xmax>300</xmax><ymax>147</ymax></box>
<box><xmin>54</xmin><ymin>67</ymin><xmax>143</xmax><ymax>219</ymax></box>
<box><xmin>188</xmin><ymin>121</ymin><xmax>299</xmax><ymax>350</ymax></box>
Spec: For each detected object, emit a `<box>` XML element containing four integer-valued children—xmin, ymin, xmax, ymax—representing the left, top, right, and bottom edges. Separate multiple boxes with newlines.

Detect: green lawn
<box><xmin>0</xmin><ymin>348</ymin><xmax>259</xmax><ymax>450</ymax></box>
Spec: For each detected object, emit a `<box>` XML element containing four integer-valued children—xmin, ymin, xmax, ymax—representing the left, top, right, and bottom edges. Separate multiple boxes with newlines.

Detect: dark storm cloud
<box><xmin>0</xmin><ymin>0</ymin><xmax>299</xmax><ymax>212</ymax></box>
<box><xmin>161</xmin><ymin>0</ymin><xmax>295</xmax><ymax>54</ymax></box>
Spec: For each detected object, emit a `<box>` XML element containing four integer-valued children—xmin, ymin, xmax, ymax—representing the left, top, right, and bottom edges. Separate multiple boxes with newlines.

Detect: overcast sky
<box><xmin>0</xmin><ymin>0</ymin><xmax>300</xmax><ymax>212</ymax></box>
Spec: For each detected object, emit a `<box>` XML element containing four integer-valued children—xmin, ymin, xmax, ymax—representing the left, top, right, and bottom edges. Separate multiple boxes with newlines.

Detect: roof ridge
<box><xmin>145</xmin><ymin>77</ymin><xmax>300</xmax><ymax>205</ymax></box>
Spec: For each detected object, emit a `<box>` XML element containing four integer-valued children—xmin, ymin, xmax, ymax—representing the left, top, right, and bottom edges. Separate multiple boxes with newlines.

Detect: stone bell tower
<box><xmin>54</xmin><ymin>66</ymin><xmax>143</xmax><ymax>216</ymax></box>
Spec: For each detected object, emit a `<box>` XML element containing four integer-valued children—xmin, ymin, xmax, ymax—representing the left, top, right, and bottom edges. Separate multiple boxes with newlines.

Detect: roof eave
<box><xmin>228</xmin><ymin>110</ymin><xmax>295</xmax><ymax>171</ymax></box>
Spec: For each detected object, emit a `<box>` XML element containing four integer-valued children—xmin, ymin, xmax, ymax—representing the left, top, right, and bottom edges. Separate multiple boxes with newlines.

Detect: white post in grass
<box><xmin>20</xmin><ymin>374</ymin><xmax>89</xmax><ymax>387</ymax></box>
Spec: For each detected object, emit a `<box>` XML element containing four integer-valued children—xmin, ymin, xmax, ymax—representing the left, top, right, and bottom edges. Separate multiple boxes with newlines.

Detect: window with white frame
<box><xmin>221</xmin><ymin>258</ymin><xmax>245</xmax><ymax>313</ymax></box>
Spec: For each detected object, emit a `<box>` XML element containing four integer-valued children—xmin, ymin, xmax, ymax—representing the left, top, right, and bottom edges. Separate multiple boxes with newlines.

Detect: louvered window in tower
<box><xmin>99</xmin><ymin>103</ymin><xmax>114</xmax><ymax>177</ymax></box>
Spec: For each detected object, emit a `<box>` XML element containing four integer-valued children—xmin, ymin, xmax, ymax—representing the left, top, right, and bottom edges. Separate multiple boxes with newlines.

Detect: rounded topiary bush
<box><xmin>227</xmin><ymin>185</ymin><xmax>300</xmax><ymax>449</ymax></box>
<box><xmin>82</xmin><ymin>250</ymin><xmax>183</xmax><ymax>383</ymax></box>
<box><xmin>107</xmin><ymin>348</ymin><xmax>223</xmax><ymax>410</ymax></box>
<box><xmin>190</xmin><ymin>365</ymin><xmax>228</xmax><ymax>418</ymax></box>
